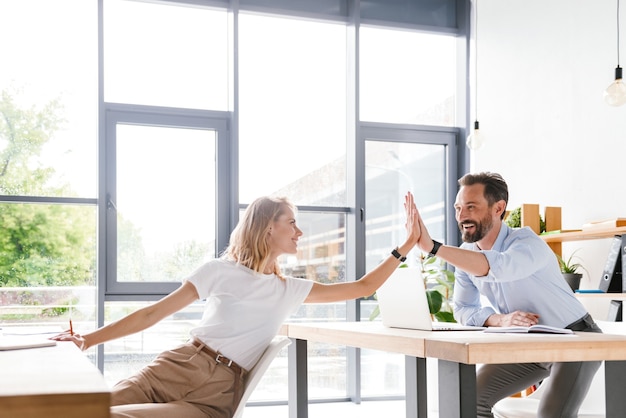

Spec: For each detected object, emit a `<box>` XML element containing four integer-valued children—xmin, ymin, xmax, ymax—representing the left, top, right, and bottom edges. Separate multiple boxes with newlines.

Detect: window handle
<box><xmin>107</xmin><ymin>194</ymin><xmax>117</xmax><ymax>211</ymax></box>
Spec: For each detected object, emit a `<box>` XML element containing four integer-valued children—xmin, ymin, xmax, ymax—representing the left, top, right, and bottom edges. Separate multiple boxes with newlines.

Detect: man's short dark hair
<box><xmin>458</xmin><ymin>172</ymin><xmax>509</xmax><ymax>219</ymax></box>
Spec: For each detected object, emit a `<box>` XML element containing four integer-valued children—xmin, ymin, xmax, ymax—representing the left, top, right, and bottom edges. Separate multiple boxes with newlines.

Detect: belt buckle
<box><xmin>216</xmin><ymin>353</ymin><xmax>233</xmax><ymax>367</ymax></box>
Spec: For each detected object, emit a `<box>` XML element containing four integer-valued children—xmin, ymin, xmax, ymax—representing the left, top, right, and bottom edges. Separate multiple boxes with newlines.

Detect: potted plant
<box><xmin>369</xmin><ymin>253</ymin><xmax>456</xmax><ymax>322</ymax></box>
<box><xmin>505</xmin><ymin>206</ymin><xmax>546</xmax><ymax>233</ymax></box>
<box><xmin>557</xmin><ymin>250</ymin><xmax>588</xmax><ymax>292</ymax></box>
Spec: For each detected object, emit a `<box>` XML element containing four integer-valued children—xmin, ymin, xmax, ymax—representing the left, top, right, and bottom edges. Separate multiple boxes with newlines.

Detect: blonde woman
<box><xmin>53</xmin><ymin>192</ymin><xmax>418</xmax><ymax>418</ymax></box>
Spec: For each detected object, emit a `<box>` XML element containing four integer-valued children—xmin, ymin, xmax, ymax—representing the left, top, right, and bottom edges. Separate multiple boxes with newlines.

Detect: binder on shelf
<box><xmin>607</xmin><ymin>300</ymin><xmax>623</xmax><ymax>322</ymax></box>
<box><xmin>622</xmin><ymin>236</ymin><xmax>626</xmax><ymax>294</ymax></box>
<box><xmin>598</xmin><ymin>235</ymin><xmax>623</xmax><ymax>293</ymax></box>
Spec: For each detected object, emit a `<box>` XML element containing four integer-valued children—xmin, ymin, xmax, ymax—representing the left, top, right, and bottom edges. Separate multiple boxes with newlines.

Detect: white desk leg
<box><xmin>605</xmin><ymin>360</ymin><xmax>626</xmax><ymax>417</ymax></box>
<box><xmin>405</xmin><ymin>356</ymin><xmax>428</xmax><ymax>418</ymax></box>
<box><xmin>438</xmin><ymin>359</ymin><xmax>477</xmax><ymax>418</ymax></box>
<box><xmin>289</xmin><ymin>338</ymin><xmax>308</xmax><ymax>418</ymax></box>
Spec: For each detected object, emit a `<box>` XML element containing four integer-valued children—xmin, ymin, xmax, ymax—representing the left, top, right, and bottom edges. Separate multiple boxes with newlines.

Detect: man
<box><xmin>414</xmin><ymin>172</ymin><xmax>601</xmax><ymax>418</ymax></box>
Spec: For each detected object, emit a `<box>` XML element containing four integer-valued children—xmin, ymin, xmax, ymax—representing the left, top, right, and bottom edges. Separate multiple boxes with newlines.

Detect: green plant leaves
<box><xmin>426</xmin><ymin>288</ymin><xmax>443</xmax><ymax>314</ymax></box>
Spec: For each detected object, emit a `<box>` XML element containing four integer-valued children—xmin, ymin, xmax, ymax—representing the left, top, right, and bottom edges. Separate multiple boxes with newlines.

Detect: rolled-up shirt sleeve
<box><xmin>453</xmin><ymin>267</ymin><xmax>496</xmax><ymax>326</ymax></box>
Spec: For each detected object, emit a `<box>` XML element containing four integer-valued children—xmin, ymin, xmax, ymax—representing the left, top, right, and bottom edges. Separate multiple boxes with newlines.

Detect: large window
<box><xmin>0</xmin><ymin>0</ymin><xmax>98</xmax><ymax>340</ymax></box>
<box><xmin>103</xmin><ymin>0</ymin><xmax>229</xmax><ymax>111</ymax></box>
<box><xmin>361</xmin><ymin>128</ymin><xmax>456</xmax><ymax>397</ymax></box>
<box><xmin>360</xmin><ymin>26</ymin><xmax>457</xmax><ymax>126</ymax></box>
<box><xmin>238</xmin><ymin>13</ymin><xmax>348</xmax><ymax>207</ymax></box>
<box><xmin>1</xmin><ymin>0</ymin><xmax>467</xmax><ymax>408</ymax></box>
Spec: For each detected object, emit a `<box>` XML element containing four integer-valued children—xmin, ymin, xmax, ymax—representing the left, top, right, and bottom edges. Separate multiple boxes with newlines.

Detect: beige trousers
<box><xmin>110</xmin><ymin>341</ymin><xmax>246</xmax><ymax>418</ymax></box>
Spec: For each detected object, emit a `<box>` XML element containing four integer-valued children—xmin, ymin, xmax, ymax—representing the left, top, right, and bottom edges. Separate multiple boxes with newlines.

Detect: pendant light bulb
<box><xmin>605</xmin><ymin>0</ymin><xmax>625</xmax><ymax>106</ymax></box>
<box><xmin>604</xmin><ymin>66</ymin><xmax>626</xmax><ymax>106</ymax></box>
<box><xmin>466</xmin><ymin>121</ymin><xmax>486</xmax><ymax>150</ymax></box>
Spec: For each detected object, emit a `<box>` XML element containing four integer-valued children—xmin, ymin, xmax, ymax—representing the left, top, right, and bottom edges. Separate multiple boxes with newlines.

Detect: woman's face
<box><xmin>267</xmin><ymin>206</ymin><xmax>302</xmax><ymax>256</ymax></box>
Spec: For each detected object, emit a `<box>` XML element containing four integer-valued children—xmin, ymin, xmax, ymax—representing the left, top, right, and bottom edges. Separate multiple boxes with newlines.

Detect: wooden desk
<box><xmin>0</xmin><ymin>341</ymin><xmax>110</xmax><ymax>418</ymax></box>
<box><xmin>286</xmin><ymin>321</ymin><xmax>626</xmax><ymax>418</ymax></box>
<box><xmin>286</xmin><ymin>321</ymin><xmax>430</xmax><ymax>418</ymax></box>
<box><xmin>426</xmin><ymin>331</ymin><xmax>626</xmax><ymax>418</ymax></box>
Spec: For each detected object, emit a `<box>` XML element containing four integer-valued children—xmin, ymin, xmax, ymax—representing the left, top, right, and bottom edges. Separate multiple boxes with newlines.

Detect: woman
<box><xmin>52</xmin><ymin>192</ymin><xmax>418</xmax><ymax>418</ymax></box>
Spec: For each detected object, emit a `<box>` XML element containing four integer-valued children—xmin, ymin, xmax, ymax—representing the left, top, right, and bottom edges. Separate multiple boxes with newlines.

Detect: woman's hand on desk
<box><xmin>50</xmin><ymin>330</ymin><xmax>88</xmax><ymax>351</ymax></box>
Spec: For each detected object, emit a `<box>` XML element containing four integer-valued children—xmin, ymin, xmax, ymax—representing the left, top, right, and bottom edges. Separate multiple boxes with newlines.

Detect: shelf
<box><xmin>540</xmin><ymin>227</ymin><xmax>626</xmax><ymax>243</ymax></box>
<box><xmin>575</xmin><ymin>293</ymin><xmax>626</xmax><ymax>300</ymax></box>
<box><xmin>518</xmin><ymin>203</ymin><xmax>626</xmax><ymax>256</ymax></box>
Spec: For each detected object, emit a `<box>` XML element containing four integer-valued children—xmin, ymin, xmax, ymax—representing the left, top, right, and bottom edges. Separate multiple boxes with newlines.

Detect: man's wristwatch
<box><xmin>428</xmin><ymin>240</ymin><xmax>442</xmax><ymax>258</ymax></box>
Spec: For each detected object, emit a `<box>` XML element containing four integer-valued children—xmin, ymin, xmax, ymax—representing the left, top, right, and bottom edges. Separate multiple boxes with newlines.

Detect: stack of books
<box><xmin>582</xmin><ymin>218</ymin><xmax>626</xmax><ymax>230</ymax></box>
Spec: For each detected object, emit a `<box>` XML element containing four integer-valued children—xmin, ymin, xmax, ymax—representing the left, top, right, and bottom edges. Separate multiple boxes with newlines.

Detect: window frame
<box><xmin>101</xmin><ymin>103</ymin><xmax>232</xmax><ymax>299</ymax></box>
<box><xmin>0</xmin><ymin>0</ymin><xmax>470</xmax><ymax>403</ymax></box>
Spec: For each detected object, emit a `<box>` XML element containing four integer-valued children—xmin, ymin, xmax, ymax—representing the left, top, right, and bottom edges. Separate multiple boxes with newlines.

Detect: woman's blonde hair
<box><xmin>222</xmin><ymin>196</ymin><xmax>295</xmax><ymax>279</ymax></box>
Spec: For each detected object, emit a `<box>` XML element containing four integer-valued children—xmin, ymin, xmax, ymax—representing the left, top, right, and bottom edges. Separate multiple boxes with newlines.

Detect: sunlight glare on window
<box><xmin>360</xmin><ymin>26</ymin><xmax>456</xmax><ymax>126</ymax></box>
<box><xmin>238</xmin><ymin>14</ymin><xmax>347</xmax><ymax>206</ymax></box>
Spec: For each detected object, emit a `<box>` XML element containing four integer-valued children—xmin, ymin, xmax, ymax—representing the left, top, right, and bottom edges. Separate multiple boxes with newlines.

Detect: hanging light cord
<box><xmin>618</xmin><ymin>0</ymin><xmax>621</xmax><ymax>67</ymax></box>
<box><xmin>474</xmin><ymin>0</ymin><xmax>479</xmax><ymax>121</ymax></box>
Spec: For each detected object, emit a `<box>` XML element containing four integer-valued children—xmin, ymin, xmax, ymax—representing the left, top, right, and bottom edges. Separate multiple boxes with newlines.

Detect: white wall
<box><xmin>472</xmin><ymin>0</ymin><xmax>626</xmax><ymax>317</ymax></box>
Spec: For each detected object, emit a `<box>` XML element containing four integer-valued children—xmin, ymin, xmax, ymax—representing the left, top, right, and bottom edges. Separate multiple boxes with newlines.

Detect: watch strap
<box><xmin>428</xmin><ymin>240</ymin><xmax>442</xmax><ymax>258</ymax></box>
<box><xmin>391</xmin><ymin>248</ymin><xmax>407</xmax><ymax>262</ymax></box>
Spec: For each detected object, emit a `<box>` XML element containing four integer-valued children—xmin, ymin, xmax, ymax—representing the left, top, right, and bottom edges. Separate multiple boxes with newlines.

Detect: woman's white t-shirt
<box><xmin>184</xmin><ymin>258</ymin><xmax>313</xmax><ymax>371</ymax></box>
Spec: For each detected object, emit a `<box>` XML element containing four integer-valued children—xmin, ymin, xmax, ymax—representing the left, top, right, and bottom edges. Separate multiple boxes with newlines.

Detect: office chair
<box><xmin>232</xmin><ymin>336</ymin><xmax>291</xmax><ymax>418</ymax></box>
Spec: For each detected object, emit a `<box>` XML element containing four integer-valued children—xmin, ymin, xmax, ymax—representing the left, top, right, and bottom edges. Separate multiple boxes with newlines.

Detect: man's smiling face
<box><xmin>454</xmin><ymin>183</ymin><xmax>497</xmax><ymax>243</ymax></box>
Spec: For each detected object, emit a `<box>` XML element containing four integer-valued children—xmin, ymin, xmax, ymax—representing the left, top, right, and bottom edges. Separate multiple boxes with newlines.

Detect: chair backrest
<box><xmin>232</xmin><ymin>336</ymin><xmax>291</xmax><ymax>418</ymax></box>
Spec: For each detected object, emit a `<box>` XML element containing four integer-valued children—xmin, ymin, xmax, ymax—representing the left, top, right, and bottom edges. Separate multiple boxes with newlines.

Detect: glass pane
<box><xmin>238</xmin><ymin>13</ymin><xmax>347</xmax><ymax>206</ymax></box>
<box><xmin>287</xmin><ymin>211</ymin><xmax>347</xmax><ymax>398</ymax></box>
<box><xmin>361</xmin><ymin>349</ymin><xmax>404</xmax><ymax>396</ymax></box>
<box><xmin>116</xmin><ymin>125</ymin><xmax>216</xmax><ymax>282</ymax></box>
<box><xmin>0</xmin><ymin>0</ymin><xmax>97</xmax><ymax>197</ymax></box>
<box><xmin>102</xmin><ymin>301</ymin><xmax>203</xmax><ymax>386</ymax></box>
<box><xmin>362</xmin><ymin>139</ymin><xmax>445</xmax><ymax>397</ymax></box>
<box><xmin>104</xmin><ymin>0</ymin><xmax>229</xmax><ymax>110</ymax></box>
<box><xmin>0</xmin><ymin>202</ymin><xmax>97</xmax><ymax>332</ymax></box>
<box><xmin>365</xmin><ymin>140</ymin><xmax>446</xmax><ymax>272</ymax></box>
<box><xmin>360</xmin><ymin>26</ymin><xmax>456</xmax><ymax>126</ymax></box>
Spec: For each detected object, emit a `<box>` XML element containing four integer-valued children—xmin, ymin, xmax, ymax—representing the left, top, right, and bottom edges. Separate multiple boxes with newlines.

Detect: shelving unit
<box><xmin>540</xmin><ymin>227</ymin><xmax>626</xmax><ymax>244</ymax></box>
<box><xmin>519</xmin><ymin>203</ymin><xmax>626</xmax><ymax>257</ymax></box>
<box><xmin>518</xmin><ymin>203</ymin><xmax>626</xmax><ymax>302</ymax></box>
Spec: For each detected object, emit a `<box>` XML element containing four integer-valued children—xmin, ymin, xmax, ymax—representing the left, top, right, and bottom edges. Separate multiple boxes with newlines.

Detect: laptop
<box><xmin>376</xmin><ymin>267</ymin><xmax>485</xmax><ymax>331</ymax></box>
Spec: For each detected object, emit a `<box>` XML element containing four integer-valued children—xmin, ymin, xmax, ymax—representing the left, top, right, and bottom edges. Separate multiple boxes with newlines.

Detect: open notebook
<box><xmin>0</xmin><ymin>336</ymin><xmax>56</xmax><ymax>350</ymax></box>
<box><xmin>376</xmin><ymin>267</ymin><xmax>485</xmax><ymax>331</ymax></box>
<box><xmin>0</xmin><ymin>326</ymin><xmax>60</xmax><ymax>350</ymax></box>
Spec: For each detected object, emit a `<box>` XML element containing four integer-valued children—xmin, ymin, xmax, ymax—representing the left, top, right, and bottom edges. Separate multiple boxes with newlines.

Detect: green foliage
<box><xmin>556</xmin><ymin>249</ymin><xmax>587</xmax><ymax>275</ymax></box>
<box><xmin>420</xmin><ymin>255</ymin><xmax>456</xmax><ymax>322</ymax></box>
<box><xmin>505</xmin><ymin>206</ymin><xmax>546</xmax><ymax>233</ymax></box>
<box><xmin>0</xmin><ymin>88</ymin><xmax>65</xmax><ymax>196</ymax></box>
<box><xmin>0</xmin><ymin>88</ymin><xmax>95</xmax><ymax>287</ymax></box>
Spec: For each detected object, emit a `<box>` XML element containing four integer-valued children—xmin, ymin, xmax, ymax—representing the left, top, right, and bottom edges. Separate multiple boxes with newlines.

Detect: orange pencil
<box><xmin>69</xmin><ymin>318</ymin><xmax>74</xmax><ymax>336</ymax></box>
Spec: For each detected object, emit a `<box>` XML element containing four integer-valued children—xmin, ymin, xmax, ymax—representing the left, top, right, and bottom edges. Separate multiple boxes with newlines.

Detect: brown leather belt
<box><xmin>191</xmin><ymin>339</ymin><xmax>246</xmax><ymax>376</ymax></box>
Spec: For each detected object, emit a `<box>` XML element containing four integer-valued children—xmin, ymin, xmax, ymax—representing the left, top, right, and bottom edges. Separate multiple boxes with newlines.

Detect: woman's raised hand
<box><xmin>404</xmin><ymin>191</ymin><xmax>420</xmax><ymax>245</ymax></box>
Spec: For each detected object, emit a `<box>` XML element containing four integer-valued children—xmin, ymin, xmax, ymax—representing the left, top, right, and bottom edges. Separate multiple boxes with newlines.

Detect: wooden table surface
<box><xmin>284</xmin><ymin>321</ymin><xmax>626</xmax><ymax>418</ymax></box>
<box><xmin>286</xmin><ymin>321</ymin><xmax>429</xmax><ymax>357</ymax></box>
<box><xmin>0</xmin><ymin>340</ymin><xmax>110</xmax><ymax>418</ymax></box>
<box><xmin>424</xmin><ymin>329</ymin><xmax>626</xmax><ymax>364</ymax></box>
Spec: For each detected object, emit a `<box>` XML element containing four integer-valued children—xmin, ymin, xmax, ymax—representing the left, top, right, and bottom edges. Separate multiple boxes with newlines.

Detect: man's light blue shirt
<box><xmin>453</xmin><ymin>223</ymin><xmax>588</xmax><ymax>328</ymax></box>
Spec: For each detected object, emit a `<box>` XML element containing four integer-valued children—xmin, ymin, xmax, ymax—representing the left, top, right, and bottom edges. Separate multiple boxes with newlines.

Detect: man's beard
<box><xmin>459</xmin><ymin>215</ymin><xmax>493</xmax><ymax>243</ymax></box>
